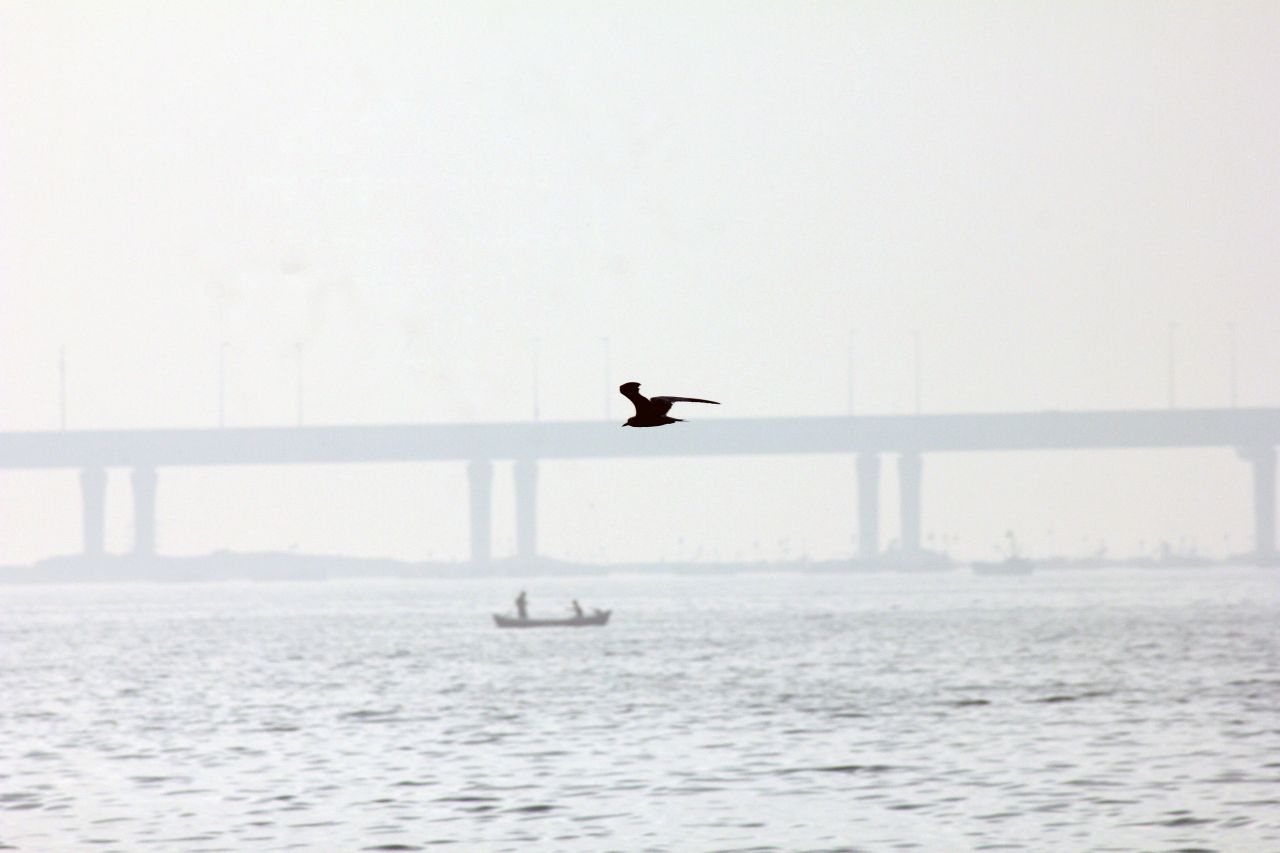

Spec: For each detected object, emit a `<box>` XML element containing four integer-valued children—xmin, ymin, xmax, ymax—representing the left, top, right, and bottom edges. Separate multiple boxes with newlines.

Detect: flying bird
<box><xmin>619</xmin><ymin>381</ymin><xmax>719</xmax><ymax>427</ymax></box>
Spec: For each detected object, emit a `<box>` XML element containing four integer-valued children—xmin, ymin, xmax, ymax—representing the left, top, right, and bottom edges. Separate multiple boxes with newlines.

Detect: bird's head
<box><xmin>619</xmin><ymin>381</ymin><xmax>640</xmax><ymax>394</ymax></box>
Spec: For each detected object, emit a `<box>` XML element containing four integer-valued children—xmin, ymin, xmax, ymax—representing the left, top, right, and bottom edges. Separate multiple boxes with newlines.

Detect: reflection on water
<box><xmin>2</xmin><ymin>567</ymin><xmax>1278</xmax><ymax>851</ymax></box>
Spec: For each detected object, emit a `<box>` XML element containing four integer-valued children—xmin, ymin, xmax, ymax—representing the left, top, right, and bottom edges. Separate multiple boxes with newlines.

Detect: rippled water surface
<box><xmin>2</xmin><ymin>566</ymin><xmax>1278</xmax><ymax>852</ymax></box>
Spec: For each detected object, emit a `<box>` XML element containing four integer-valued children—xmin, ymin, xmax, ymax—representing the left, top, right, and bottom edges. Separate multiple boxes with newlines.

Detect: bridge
<box><xmin>2</xmin><ymin>407</ymin><xmax>1277</xmax><ymax>563</ymax></box>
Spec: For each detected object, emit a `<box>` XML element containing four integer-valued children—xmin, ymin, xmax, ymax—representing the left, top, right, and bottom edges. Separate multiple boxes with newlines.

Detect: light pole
<box><xmin>911</xmin><ymin>330</ymin><xmax>921</xmax><ymax>415</ymax></box>
<box><xmin>218</xmin><ymin>341</ymin><xmax>227</xmax><ymax>427</ymax></box>
<box><xmin>294</xmin><ymin>342</ymin><xmax>304</xmax><ymax>426</ymax></box>
<box><xmin>601</xmin><ymin>336</ymin><xmax>611</xmax><ymax>419</ymax></box>
<box><xmin>58</xmin><ymin>347</ymin><xmax>67</xmax><ymax>430</ymax></box>
<box><xmin>532</xmin><ymin>337</ymin><xmax>540</xmax><ymax>421</ymax></box>
<box><xmin>846</xmin><ymin>330</ymin><xmax>855</xmax><ymax>415</ymax></box>
<box><xmin>1228</xmin><ymin>322</ymin><xmax>1238</xmax><ymax>407</ymax></box>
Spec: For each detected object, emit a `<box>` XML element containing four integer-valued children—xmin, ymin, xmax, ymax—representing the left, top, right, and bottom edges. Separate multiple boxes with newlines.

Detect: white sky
<box><xmin>2</xmin><ymin>2</ymin><xmax>1278</xmax><ymax>565</ymax></box>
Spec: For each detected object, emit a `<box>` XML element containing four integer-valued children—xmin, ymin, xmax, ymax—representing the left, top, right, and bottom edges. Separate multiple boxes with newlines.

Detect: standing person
<box><xmin>571</xmin><ymin>599</ymin><xmax>584</xmax><ymax>618</ymax></box>
<box><xmin>515</xmin><ymin>590</ymin><xmax>528</xmax><ymax>620</ymax></box>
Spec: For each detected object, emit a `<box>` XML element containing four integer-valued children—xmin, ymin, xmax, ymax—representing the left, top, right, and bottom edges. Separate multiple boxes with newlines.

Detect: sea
<box><xmin>1</xmin><ymin>565</ymin><xmax>1277</xmax><ymax>852</ymax></box>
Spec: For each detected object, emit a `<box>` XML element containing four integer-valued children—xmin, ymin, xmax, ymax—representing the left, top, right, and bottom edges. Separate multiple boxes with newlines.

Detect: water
<box><xmin>2</xmin><ymin>566</ymin><xmax>1278</xmax><ymax>852</ymax></box>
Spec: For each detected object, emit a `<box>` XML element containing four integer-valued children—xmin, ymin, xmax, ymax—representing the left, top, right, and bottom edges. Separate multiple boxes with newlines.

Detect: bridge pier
<box><xmin>1242</xmin><ymin>446</ymin><xmax>1276</xmax><ymax>562</ymax></box>
<box><xmin>514</xmin><ymin>459</ymin><xmax>538</xmax><ymax>560</ymax></box>
<box><xmin>857</xmin><ymin>452</ymin><xmax>880</xmax><ymax>559</ymax></box>
<box><xmin>131</xmin><ymin>466</ymin><xmax>157</xmax><ymax>556</ymax></box>
<box><xmin>467</xmin><ymin>459</ymin><xmax>493</xmax><ymax>563</ymax></box>
<box><xmin>899</xmin><ymin>451</ymin><xmax>922</xmax><ymax>554</ymax></box>
<box><xmin>80</xmin><ymin>466</ymin><xmax>106</xmax><ymax>555</ymax></box>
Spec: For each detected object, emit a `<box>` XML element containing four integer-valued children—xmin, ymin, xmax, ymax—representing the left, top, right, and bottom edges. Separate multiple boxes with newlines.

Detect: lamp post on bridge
<box><xmin>294</xmin><ymin>342</ymin><xmax>304</xmax><ymax>426</ymax></box>
<box><xmin>58</xmin><ymin>347</ymin><xmax>67</xmax><ymax>430</ymax></box>
<box><xmin>1228</xmin><ymin>322</ymin><xmax>1238</xmax><ymax>408</ymax></box>
<box><xmin>847</xmin><ymin>330</ymin><xmax>855</xmax><ymax>415</ymax></box>
<box><xmin>911</xmin><ymin>330</ymin><xmax>921</xmax><ymax>415</ymax></box>
<box><xmin>531</xmin><ymin>337</ymin><xmax>541</xmax><ymax>421</ymax></box>
<box><xmin>218</xmin><ymin>341</ymin><xmax>228</xmax><ymax>427</ymax></box>
<box><xmin>601</xmin><ymin>336</ymin><xmax>611</xmax><ymax>419</ymax></box>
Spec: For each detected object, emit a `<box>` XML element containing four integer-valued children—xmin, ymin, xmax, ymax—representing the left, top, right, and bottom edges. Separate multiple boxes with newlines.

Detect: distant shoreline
<box><xmin>0</xmin><ymin>550</ymin><xmax>1268</xmax><ymax>584</ymax></box>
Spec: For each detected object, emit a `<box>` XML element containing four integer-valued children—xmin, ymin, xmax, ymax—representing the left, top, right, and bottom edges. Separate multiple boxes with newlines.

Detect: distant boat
<box><xmin>971</xmin><ymin>556</ymin><xmax>1034</xmax><ymax>575</ymax></box>
<box><xmin>493</xmin><ymin>610</ymin><xmax>611</xmax><ymax>628</ymax></box>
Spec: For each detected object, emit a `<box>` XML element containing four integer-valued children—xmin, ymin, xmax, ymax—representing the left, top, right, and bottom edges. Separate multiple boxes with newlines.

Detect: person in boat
<box><xmin>571</xmin><ymin>599</ymin><xmax>584</xmax><ymax>618</ymax></box>
<box><xmin>515</xmin><ymin>590</ymin><xmax>528</xmax><ymax>620</ymax></box>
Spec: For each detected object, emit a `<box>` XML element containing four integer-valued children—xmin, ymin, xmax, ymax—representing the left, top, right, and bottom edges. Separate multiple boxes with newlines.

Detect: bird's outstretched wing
<box><xmin>653</xmin><ymin>396</ymin><xmax>720</xmax><ymax>406</ymax></box>
<box><xmin>619</xmin><ymin>383</ymin><xmax>648</xmax><ymax>416</ymax></box>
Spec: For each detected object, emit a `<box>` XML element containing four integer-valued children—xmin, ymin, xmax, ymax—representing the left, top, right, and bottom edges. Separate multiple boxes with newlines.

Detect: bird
<box><xmin>619</xmin><ymin>381</ymin><xmax>719</xmax><ymax>427</ymax></box>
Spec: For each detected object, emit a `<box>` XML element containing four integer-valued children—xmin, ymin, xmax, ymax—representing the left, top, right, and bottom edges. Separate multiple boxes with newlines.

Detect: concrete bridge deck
<box><xmin>3</xmin><ymin>407</ymin><xmax>1276</xmax><ymax>564</ymax></box>
<box><xmin>3</xmin><ymin>408</ymin><xmax>1280</xmax><ymax>467</ymax></box>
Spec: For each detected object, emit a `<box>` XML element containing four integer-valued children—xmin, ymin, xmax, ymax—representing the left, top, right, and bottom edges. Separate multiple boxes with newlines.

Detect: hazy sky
<box><xmin>3</xmin><ymin>2</ymin><xmax>1278</xmax><ymax>565</ymax></box>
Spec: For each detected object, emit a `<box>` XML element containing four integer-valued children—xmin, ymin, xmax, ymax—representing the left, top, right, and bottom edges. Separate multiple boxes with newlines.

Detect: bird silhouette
<box><xmin>619</xmin><ymin>381</ymin><xmax>719</xmax><ymax>427</ymax></box>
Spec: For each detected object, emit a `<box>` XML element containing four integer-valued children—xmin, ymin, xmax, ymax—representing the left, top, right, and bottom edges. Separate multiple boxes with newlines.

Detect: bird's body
<box><xmin>619</xmin><ymin>381</ymin><xmax>719</xmax><ymax>427</ymax></box>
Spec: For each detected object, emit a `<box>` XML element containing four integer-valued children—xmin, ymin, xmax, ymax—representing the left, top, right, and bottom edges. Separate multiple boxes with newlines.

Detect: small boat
<box><xmin>493</xmin><ymin>609</ymin><xmax>611</xmax><ymax>629</ymax></box>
